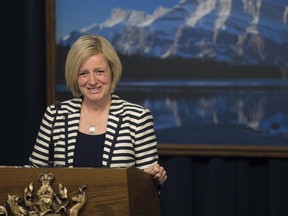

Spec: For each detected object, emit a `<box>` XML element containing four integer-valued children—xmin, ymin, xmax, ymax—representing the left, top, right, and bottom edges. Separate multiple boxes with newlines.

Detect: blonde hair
<box><xmin>65</xmin><ymin>34</ymin><xmax>122</xmax><ymax>97</ymax></box>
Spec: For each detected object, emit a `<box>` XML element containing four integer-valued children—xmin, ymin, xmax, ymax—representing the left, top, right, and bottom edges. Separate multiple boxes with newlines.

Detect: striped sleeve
<box><xmin>28</xmin><ymin>105</ymin><xmax>56</xmax><ymax>167</ymax></box>
<box><xmin>134</xmin><ymin>108</ymin><xmax>159</xmax><ymax>169</ymax></box>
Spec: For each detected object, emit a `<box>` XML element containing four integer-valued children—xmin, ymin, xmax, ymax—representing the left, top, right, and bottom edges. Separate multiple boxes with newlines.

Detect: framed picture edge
<box><xmin>158</xmin><ymin>143</ymin><xmax>288</xmax><ymax>158</ymax></box>
<box><xmin>45</xmin><ymin>0</ymin><xmax>56</xmax><ymax>105</ymax></box>
<box><xmin>45</xmin><ymin>0</ymin><xmax>288</xmax><ymax>158</ymax></box>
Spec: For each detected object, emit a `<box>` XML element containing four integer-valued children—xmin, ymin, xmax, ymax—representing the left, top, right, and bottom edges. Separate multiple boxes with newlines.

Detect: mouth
<box><xmin>88</xmin><ymin>86</ymin><xmax>101</xmax><ymax>93</ymax></box>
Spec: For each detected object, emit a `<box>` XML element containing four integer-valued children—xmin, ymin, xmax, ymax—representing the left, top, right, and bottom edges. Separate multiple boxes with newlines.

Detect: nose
<box><xmin>88</xmin><ymin>72</ymin><xmax>97</xmax><ymax>84</ymax></box>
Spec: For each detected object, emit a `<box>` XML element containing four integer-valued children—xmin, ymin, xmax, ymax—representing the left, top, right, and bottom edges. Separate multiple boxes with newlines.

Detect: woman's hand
<box><xmin>144</xmin><ymin>163</ymin><xmax>167</xmax><ymax>185</ymax></box>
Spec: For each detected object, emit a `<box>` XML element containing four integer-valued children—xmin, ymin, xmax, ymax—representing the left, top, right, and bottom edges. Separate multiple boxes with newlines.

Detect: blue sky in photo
<box><xmin>56</xmin><ymin>0</ymin><xmax>180</xmax><ymax>40</ymax></box>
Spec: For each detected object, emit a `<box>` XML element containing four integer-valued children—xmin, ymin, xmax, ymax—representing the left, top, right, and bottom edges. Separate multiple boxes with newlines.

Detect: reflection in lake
<box><xmin>116</xmin><ymin>79</ymin><xmax>288</xmax><ymax>146</ymax></box>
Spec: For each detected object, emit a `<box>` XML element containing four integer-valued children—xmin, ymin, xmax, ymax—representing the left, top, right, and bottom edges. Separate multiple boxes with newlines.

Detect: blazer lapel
<box><xmin>103</xmin><ymin>93</ymin><xmax>124</xmax><ymax>167</ymax></box>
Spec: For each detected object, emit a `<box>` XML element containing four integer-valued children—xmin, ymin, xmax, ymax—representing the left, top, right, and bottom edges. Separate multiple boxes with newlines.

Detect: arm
<box><xmin>27</xmin><ymin>105</ymin><xmax>57</xmax><ymax>167</ymax></box>
<box><xmin>134</xmin><ymin>108</ymin><xmax>167</xmax><ymax>185</ymax></box>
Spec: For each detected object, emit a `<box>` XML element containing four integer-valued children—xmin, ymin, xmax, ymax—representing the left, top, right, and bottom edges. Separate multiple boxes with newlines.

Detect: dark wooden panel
<box><xmin>0</xmin><ymin>167</ymin><xmax>160</xmax><ymax>216</ymax></box>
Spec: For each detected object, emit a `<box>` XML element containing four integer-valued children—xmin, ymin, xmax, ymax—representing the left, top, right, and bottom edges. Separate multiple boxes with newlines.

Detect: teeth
<box><xmin>89</xmin><ymin>87</ymin><xmax>100</xmax><ymax>92</ymax></box>
<box><xmin>89</xmin><ymin>87</ymin><xmax>100</xmax><ymax>90</ymax></box>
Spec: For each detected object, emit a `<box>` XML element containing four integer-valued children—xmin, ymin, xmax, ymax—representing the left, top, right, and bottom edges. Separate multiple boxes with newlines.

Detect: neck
<box><xmin>82</xmin><ymin>95</ymin><xmax>111</xmax><ymax>112</ymax></box>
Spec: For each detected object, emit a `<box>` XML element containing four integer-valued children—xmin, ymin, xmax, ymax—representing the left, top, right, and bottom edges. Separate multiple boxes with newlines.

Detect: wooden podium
<box><xmin>0</xmin><ymin>167</ymin><xmax>160</xmax><ymax>216</ymax></box>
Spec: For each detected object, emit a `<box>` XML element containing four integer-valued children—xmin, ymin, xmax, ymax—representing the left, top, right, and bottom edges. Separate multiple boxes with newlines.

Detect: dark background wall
<box><xmin>1</xmin><ymin>1</ymin><xmax>288</xmax><ymax>216</ymax></box>
<box><xmin>1</xmin><ymin>0</ymin><xmax>46</xmax><ymax>165</ymax></box>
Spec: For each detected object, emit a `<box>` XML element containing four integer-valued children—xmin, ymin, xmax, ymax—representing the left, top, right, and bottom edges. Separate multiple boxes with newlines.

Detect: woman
<box><xmin>28</xmin><ymin>34</ymin><xmax>167</xmax><ymax>185</ymax></box>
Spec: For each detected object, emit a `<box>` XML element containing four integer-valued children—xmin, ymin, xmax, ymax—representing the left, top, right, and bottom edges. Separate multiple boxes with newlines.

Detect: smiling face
<box><xmin>78</xmin><ymin>54</ymin><xmax>112</xmax><ymax>104</ymax></box>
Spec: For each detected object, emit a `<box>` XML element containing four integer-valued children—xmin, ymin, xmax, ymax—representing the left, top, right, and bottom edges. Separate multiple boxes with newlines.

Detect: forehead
<box><xmin>80</xmin><ymin>54</ymin><xmax>108</xmax><ymax>68</ymax></box>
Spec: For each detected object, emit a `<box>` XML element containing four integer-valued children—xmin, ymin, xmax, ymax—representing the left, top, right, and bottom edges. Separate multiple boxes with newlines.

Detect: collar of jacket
<box><xmin>62</xmin><ymin>93</ymin><xmax>125</xmax><ymax>117</ymax></box>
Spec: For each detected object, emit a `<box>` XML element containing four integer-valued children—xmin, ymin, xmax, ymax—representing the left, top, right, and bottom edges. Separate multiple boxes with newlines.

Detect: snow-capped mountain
<box><xmin>58</xmin><ymin>0</ymin><xmax>288</xmax><ymax>67</ymax></box>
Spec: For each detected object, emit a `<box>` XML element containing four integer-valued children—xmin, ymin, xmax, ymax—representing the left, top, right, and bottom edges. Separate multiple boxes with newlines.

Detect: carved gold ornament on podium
<box><xmin>0</xmin><ymin>171</ymin><xmax>87</xmax><ymax>216</ymax></box>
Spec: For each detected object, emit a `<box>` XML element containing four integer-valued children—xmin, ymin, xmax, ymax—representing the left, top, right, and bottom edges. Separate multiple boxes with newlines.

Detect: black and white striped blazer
<box><xmin>28</xmin><ymin>93</ymin><xmax>159</xmax><ymax>169</ymax></box>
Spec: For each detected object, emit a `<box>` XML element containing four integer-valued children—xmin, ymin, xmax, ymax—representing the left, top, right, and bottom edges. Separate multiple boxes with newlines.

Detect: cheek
<box><xmin>102</xmin><ymin>74</ymin><xmax>112</xmax><ymax>84</ymax></box>
<box><xmin>77</xmin><ymin>79</ymin><xmax>84</xmax><ymax>86</ymax></box>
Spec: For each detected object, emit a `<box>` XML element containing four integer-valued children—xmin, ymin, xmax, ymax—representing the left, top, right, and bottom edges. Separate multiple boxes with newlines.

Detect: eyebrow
<box><xmin>79</xmin><ymin>67</ymin><xmax>105</xmax><ymax>72</ymax></box>
<box><xmin>94</xmin><ymin>67</ymin><xmax>106</xmax><ymax>70</ymax></box>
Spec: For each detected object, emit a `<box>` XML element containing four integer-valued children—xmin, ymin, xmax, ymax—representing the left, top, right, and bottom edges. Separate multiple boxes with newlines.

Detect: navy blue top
<box><xmin>73</xmin><ymin>131</ymin><xmax>105</xmax><ymax>167</ymax></box>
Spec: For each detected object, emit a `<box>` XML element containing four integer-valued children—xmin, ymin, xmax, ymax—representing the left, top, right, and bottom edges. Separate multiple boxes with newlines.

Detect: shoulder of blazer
<box><xmin>110</xmin><ymin>93</ymin><xmax>146</xmax><ymax>117</ymax></box>
<box><xmin>48</xmin><ymin>97</ymin><xmax>82</xmax><ymax>116</ymax></box>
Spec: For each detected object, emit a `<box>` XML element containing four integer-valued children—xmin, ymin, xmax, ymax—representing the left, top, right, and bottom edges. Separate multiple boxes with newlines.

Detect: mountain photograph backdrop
<box><xmin>56</xmin><ymin>0</ymin><xmax>288</xmax><ymax>147</ymax></box>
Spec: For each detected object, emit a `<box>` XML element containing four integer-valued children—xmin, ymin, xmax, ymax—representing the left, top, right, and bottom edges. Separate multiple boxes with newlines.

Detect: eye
<box><xmin>78</xmin><ymin>70</ymin><xmax>88</xmax><ymax>77</ymax></box>
<box><xmin>94</xmin><ymin>68</ymin><xmax>105</xmax><ymax>76</ymax></box>
<box><xmin>95</xmin><ymin>68</ymin><xmax>105</xmax><ymax>74</ymax></box>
